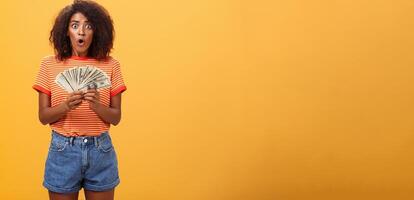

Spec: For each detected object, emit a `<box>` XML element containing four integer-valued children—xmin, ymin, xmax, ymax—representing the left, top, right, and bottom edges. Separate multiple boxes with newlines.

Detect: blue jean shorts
<box><xmin>43</xmin><ymin>130</ymin><xmax>120</xmax><ymax>194</ymax></box>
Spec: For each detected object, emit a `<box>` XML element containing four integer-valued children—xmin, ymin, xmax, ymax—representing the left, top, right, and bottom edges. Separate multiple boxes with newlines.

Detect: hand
<box><xmin>83</xmin><ymin>89</ymin><xmax>101</xmax><ymax>110</ymax></box>
<box><xmin>64</xmin><ymin>91</ymin><xmax>84</xmax><ymax>111</ymax></box>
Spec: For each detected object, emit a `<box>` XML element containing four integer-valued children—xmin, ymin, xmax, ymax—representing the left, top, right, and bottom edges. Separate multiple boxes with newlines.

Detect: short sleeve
<box><xmin>110</xmin><ymin>60</ymin><xmax>127</xmax><ymax>97</ymax></box>
<box><xmin>32</xmin><ymin>57</ymin><xmax>51</xmax><ymax>96</ymax></box>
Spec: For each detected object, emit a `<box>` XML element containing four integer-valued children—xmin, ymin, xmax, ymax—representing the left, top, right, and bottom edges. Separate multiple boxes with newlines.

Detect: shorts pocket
<box><xmin>49</xmin><ymin>139</ymin><xmax>68</xmax><ymax>152</ymax></box>
<box><xmin>98</xmin><ymin>136</ymin><xmax>113</xmax><ymax>153</ymax></box>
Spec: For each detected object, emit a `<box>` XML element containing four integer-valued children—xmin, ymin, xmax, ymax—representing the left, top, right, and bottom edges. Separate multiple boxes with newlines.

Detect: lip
<box><xmin>76</xmin><ymin>38</ymin><xmax>85</xmax><ymax>47</ymax></box>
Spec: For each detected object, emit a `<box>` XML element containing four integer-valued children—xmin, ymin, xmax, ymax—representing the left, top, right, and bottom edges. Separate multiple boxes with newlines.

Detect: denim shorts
<box><xmin>43</xmin><ymin>130</ymin><xmax>120</xmax><ymax>194</ymax></box>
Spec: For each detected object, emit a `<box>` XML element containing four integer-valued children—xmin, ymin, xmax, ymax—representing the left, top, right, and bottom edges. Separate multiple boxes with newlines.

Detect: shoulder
<box><xmin>104</xmin><ymin>56</ymin><xmax>121</xmax><ymax>66</ymax></box>
<box><xmin>40</xmin><ymin>55</ymin><xmax>59</xmax><ymax>64</ymax></box>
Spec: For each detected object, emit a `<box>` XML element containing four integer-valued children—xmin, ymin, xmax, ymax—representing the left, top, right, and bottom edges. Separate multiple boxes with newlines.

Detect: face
<box><xmin>67</xmin><ymin>12</ymin><xmax>94</xmax><ymax>57</ymax></box>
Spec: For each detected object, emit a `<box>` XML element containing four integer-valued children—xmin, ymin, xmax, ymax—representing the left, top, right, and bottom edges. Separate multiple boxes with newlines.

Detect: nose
<box><xmin>78</xmin><ymin>25</ymin><xmax>85</xmax><ymax>36</ymax></box>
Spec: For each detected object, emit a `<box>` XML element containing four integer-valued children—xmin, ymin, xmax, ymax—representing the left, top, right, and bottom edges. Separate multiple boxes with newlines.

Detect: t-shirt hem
<box><xmin>110</xmin><ymin>85</ymin><xmax>127</xmax><ymax>97</ymax></box>
<box><xmin>51</xmin><ymin>128</ymin><xmax>110</xmax><ymax>137</ymax></box>
<box><xmin>33</xmin><ymin>85</ymin><xmax>51</xmax><ymax>96</ymax></box>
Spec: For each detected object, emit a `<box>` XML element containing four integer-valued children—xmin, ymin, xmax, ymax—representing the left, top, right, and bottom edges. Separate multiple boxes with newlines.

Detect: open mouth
<box><xmin>77</xmin><ymin>39</ymin><xmax>85</xmax><ymax>45</ymax></box>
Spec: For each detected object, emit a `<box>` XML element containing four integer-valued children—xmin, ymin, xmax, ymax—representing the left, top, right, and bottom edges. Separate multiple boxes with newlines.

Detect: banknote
<box><xmin>55</xmin><ymin>65</ymin><xmax>111</xmax><ymax>93</ymax></box>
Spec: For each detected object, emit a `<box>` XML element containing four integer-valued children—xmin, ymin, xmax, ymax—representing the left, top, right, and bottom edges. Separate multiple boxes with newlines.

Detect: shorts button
<box><xmin>84</xmin><ymin>139</ymin><xmax>88</xmax><ymax>143</ymax></box>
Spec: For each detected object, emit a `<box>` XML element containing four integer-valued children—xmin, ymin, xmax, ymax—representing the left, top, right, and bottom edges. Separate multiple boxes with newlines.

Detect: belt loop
<box><xmin>69</xmin><ymin>137</ymin><xmax>74</xmax><ymax>146</ymax></box>
<box><xmin>94</xmin><ymin>137</ymin><xmax>98</xmax><ymax>148</ymax></box>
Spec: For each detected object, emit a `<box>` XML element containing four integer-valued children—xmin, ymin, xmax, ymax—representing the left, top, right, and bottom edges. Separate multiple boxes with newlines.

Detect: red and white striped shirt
<box><xmin>33</xmin><ymin>55</ymin><xmax>127</xmax><ymax>136</ymax></box>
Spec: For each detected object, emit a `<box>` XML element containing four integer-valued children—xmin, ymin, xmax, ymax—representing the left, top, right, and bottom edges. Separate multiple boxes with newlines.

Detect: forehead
<box><xmin>70</xmin><ymin>12</ymin><xmax>89</xmax><ymax>22</ymax></box>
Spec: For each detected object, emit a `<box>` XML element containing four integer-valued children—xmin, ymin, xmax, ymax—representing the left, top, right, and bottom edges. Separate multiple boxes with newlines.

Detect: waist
<box><xmin>52</xmin><ymin>130</ymin><xmax>110</xmax><ymax>146</ymax></box>
<box><xmin>49</xmin><ymin>122</ymin><xmax>110</xmax><ymax>136</ymax></box>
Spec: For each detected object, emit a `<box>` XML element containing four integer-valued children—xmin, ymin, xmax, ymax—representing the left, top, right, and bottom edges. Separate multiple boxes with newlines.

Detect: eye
<box><xmin>71</xmin><ymin>23</ymin><xmax>78</xmax><ymax>29</ymax></box>
<box><xmin>85</xmin><ymin>24</ymin><xmax>93</xmax><ymax>30</ymax></box>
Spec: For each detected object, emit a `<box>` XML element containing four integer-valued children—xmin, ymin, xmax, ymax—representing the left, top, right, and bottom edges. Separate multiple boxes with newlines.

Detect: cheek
<box><xmin>67</xmin><ymin>31</ymin><xmax>76</xmax><ymax>42</ymax></box>
<box><xmin>68</xmin><ymin>29</ymin><xmax>75</xmax><ymax>36</ymax></box>
<box><xmin>68</xmin><ymin>36</ymin><xmax>76</xmax><ymax>44</ymax></box>
<box><xmin>87</xmin><ymin>33</ymin><xmax>94</xmax><ymax>43</ymax></box>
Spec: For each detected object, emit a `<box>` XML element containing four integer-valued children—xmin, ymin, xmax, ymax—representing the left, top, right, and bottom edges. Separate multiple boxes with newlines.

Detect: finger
<box><xmin>84</xmin><ymin>92</ymin><xmax>97</xmax><ymax>97</ymax></box>
<box><xmin>85</xmin><ymin>93</ymin><xmax>99</xmax><ymax>100</ymax></box>
<box><xmin>83</xmin><ymin>96</ymin><xmax>98</xmax><ymax>102</ymax></box>
<box><xmin>83</xmin><ymin>93</ymin><xmax>96</xmax><ymax>97</ymax></box>
<box><xmin>86</xmin><ymin>98</ymin><xmax>100</xmax><ymax>105</ymax></box>
<box><xmin>69</xmin><ymin>99</ymin><xmax>82</xmax><ymax>107</ymax></box>
<box><xmin>69</xmin><ymin>102</ymin><xmax>82</xmax><ymax>108</ymax></box>
<box><xmin>75</xmin><ymin>94</ymin><xmax>84</xmax><ymax>99</ymax></box>
<box><xmin>72</xmin><ymin>104</ymin><xmax>81</xmax><ymax>110</ymax></box>
<box><xmin>68</xmin><ymin>91</ymin><xmax>82</xmax><ymax>98</ymax></box>
<box><xmin>84</xmin><ymin>96</ymin><xmax>96</xmax><ymax>102</ymax></box>
<box><xmin>69</xmin><ymin>94</ymin><xmax>83</xmax><ymax>101</ymax></box>
<box><xmin>73</xmin><ymin>91</ymin><xmax>84</xmax><ymax>95</ymax></box>
<box><xmin>86</xmin><ymin>89</ymin><xmax>97</xmax><ymax>93</ymax></box>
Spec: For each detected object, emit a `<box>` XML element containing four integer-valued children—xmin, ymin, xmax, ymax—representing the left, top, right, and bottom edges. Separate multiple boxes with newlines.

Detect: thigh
<box><xmin>84</xmin><ymin>189</ymin><xmax>114</xmax><ymax>200</ymax></box>
<box><xmin>84</xmin><ymin>133</ymin><xmax>120</xmax><ymax>191</ymax></box>
<box><xmin>49</xmin><ymin>191</ymin><xmax>79</xmax><ymax>200</ymax></box>
<box><xmin>44</xmin><ymin>133</ymin><xmax>83</xmax><ymax>193</ymax></box>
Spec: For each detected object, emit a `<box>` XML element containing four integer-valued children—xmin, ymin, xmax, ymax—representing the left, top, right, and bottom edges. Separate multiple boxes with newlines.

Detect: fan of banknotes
<box><xmin>55</xmin><ymin>65</ymin><xmax>111</xmax><ymax>93</ymax></box>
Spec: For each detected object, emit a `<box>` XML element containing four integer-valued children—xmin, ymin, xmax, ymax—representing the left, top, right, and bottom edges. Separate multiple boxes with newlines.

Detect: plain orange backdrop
<box><xmin>1</xmin><ymin>0</ymin><xmax>414</xmax><ymax>199</ymax></box>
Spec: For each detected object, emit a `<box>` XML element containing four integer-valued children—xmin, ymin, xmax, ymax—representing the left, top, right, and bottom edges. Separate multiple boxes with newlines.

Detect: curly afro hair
<box><xmin>50</xmin><ymin>0</ymin><xmax>114</xmax><ymax>61</ymax></box>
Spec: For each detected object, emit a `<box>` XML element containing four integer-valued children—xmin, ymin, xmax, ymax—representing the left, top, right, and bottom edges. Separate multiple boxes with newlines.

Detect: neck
<box><xmin>72</xmin><ymin>50</ymin><xmax>88</xmax><ymax>57</ymax></box>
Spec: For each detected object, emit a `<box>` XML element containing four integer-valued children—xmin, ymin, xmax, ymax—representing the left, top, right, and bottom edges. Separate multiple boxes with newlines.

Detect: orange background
<box><xmin>1</xmin><ymin>0</ymin><xmax>414</xmax><ymax>199</ymax></box>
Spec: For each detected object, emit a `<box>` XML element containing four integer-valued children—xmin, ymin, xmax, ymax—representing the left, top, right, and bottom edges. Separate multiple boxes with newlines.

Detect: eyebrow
<box><xmin>70</xmin><ymin>20</ymin><xmax>90</xmax><ymax>23</ymax></box>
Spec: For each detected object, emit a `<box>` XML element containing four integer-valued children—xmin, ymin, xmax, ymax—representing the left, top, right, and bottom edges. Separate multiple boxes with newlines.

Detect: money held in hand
<box><xmin>55</xmin><ymin>65</ymin><xmax>111</xmax><ymax>93</ymax></box>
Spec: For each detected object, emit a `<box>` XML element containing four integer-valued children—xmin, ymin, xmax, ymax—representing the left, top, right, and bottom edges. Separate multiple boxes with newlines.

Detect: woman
<box><xmin>32</xmin><ymin>1</ymin><xmax>126</xmax><ymax>199</ymax></box>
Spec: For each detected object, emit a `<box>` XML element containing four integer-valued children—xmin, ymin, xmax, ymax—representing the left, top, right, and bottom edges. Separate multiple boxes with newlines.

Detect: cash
<box><xmin>55</xmin><ymin>65</ymin><xmax>111</xmax><ymax>93</ymax></box>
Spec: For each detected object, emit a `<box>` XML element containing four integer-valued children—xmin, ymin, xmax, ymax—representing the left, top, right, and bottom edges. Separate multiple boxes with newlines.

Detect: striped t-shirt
<box><xmin>33</xmin><ymin>55</ymin><xmax>127</xmax><ymax>136</ymax></box>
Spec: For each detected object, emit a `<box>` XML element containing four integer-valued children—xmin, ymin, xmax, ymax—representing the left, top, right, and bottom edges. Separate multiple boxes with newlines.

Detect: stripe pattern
<box><xmin>33</xmin><ymin>55</ymin><xmax>126</xmax><ymax>136</ymax></box>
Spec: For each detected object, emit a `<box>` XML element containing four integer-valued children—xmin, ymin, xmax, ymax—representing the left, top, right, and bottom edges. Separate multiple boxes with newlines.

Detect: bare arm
<box><xmin>38</xmin><ymin>91</ymin><xmax>83</xmax><ymax>125</ymax></box>
<box><xmin>84</xmin><ymin>89</ymin><xmax>122</xmax><ymax>125</ymax></box>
